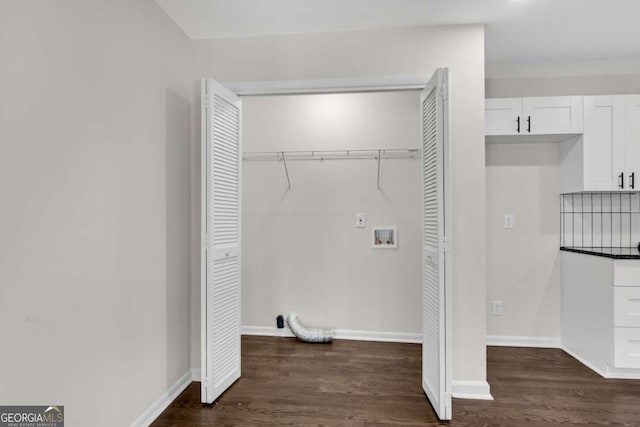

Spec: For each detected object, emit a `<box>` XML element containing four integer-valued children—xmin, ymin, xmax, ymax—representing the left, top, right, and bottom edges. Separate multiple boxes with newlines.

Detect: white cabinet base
<box><xmin>561</xmin><ymin>251</ymin><xmax>640</xmax><ymax>379</ymax></box>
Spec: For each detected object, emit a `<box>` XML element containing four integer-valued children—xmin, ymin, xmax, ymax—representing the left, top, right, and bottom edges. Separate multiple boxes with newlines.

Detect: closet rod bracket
<box><xmin>281</xmin><ymin>151</ymin><xmax>291</xmax><ymax>190</ymax></box>
<box><xmin>377</xmin><ymin>150</ymin><xmax>382</xmax><ymax>190</ymax></box>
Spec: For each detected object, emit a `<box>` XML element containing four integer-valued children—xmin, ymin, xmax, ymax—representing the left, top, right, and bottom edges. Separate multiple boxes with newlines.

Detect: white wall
<box><xmin>485</xmin><ymin>75</ymin><xmax>640</xmax><ymax>340</ymax></box>
<box><xmin>486</xmin><ymin>59</ymin><xmax>640</xmax><ymax>81</ymax></box>
<box><xmin>485</xmin><ymin>142</ymin><xmax>561</xmax><ymax>338</ymax></box>
<box><xmin>0</xmin><ymin>1</ymin><xmax>192</xmax><ymax>425</ymax></box>
<box><xmin>190</xmin><ymin>24</ymin><xmax>487</xmax><ymax>383</ymax></box>
<box><xmin>242</xmin><ymin>91</ymin><xmax>422</xmax><ymax>332</ymax></box>
<box><xmin>486</xmin><ymin>74</ymin><xmax>640</xmax><ymax>98</ymax></box>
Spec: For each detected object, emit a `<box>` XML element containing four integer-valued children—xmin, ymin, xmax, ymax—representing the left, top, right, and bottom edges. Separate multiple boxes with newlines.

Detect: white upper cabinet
<box><xmin>522</xmin><ymin>96</ymin><xmax>584</xmax><ymax>134</ymax></box>
<box><xmin>582</xmin><ymin>95</ymin><xmax>625</xmax><ymax>191</ymax></box>
<box><xmin>485</xmin><ymin>98</ymin><xmax>522</xmax><ymax>136</ymax></box>
<box><xmin>486</xmin><ymin>96</ymin><xmax>583</xmax><ymax>136</ymax></box>
<box><xmin>562</xmin><ymin>94</ymin><xmax>640</xmax><ymax>192</ymax></box>
<box><xmin>624</xmin><ymin>95</ymin><xmax>640</xmax><ymax>191</ymax></box>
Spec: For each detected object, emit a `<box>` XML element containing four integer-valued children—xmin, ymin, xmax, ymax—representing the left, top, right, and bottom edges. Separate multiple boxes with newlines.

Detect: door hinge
<box><xmin>202</xmin><ymin>94</ymin><xmax>209</xmax><ymax>109</ymax></box>
<box><xmin>442</xmin><ymin>237</ymin><xmax>450</xmax><ymax>253</ymax></box>
<box><xmin>439</xmin><ymin>84</ymin><xmax>449</xmax><ymax>101</ymax></box>
<box><xmin>204</xmin><ymin>235</ymin><xmax>209</xmax><ymax>250</ymax></box>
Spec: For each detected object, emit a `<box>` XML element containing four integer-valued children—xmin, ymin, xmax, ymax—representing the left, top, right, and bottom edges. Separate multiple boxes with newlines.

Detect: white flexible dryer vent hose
<box><xmin>286</xmin><ymin>313</ymin><xmax>333</xmax><ymax>343</ymax></box>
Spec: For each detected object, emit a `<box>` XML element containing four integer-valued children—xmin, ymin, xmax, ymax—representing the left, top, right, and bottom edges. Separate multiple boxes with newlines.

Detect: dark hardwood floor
<box><xmin>152</xmin><ymin>336</ymin><xmax>640</xmax><ymax>426</ymax></box>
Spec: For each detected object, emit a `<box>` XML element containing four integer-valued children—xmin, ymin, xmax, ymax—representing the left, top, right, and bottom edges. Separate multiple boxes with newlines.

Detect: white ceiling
<box><xmin>155</xmin><ymin>0</ymin><xmax>640</xmax><ymax>77</ymax></box>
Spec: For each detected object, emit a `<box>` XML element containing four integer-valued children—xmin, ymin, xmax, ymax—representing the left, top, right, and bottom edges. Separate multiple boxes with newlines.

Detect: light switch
<box><xmin>491</xmin><ymin>301</ymin><xmax>503</xmax><ymax>316</ymax></box>
<box><xmin>356</xmin><ymin>213</ymin><xmax>366</xmax><ymax>228</ymax></box>
<box><xmin>503</xmin><ymin>214</ymin><xmax>514</xmax><ymax>229</ymax></box>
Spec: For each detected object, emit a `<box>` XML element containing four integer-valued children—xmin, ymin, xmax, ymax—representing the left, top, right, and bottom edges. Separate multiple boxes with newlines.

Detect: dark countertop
<box><xmin>560</xmin><ymin>246</ymin><xmax>640</xmax><ymax>259</ymax></box>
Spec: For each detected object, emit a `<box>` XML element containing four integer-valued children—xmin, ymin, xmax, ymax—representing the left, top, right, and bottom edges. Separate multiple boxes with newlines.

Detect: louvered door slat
<box><xmin>209</xmin><ymin>256</ymin><xmax>240</xmax><ymax>389</ymax></box>
<box><xmin>211</xmin><ymin>97</ymin><xmax>240</xmax><ymax>249</ymax></box>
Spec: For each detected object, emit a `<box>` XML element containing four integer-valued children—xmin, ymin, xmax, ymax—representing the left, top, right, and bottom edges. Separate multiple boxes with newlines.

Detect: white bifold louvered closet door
<box><xmin>421</xmin><ymin>69</ymin><xmax>452</xmax><ymax>420</ymax></box>
<box><xmin>201</xmin><ymin>79</ymin><xmax>242</xmax><ymax>404</ymax></box>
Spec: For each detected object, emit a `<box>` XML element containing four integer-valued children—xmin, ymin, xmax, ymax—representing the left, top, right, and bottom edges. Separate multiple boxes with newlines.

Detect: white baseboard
<box><xmin>130</xmin><ymin>369</ymin><xmax>198</xmax><ymax>427</ymax></box>
<box><xmin>487</xmin><ymin>335</ymin><xmax>561</xmax><ymax>349</ymax></box>
<box><xmin>560</xmin><ymin>345</ymin><xmax>640</xmax><ymax>379</ymax></box>
<box><xmin>604</xmin><ymin>366</ymin><xmax>640</xmax><ymax>380</ymax></box>
<box><xmin>451</xmin><ymin>380</ymin><xmax>493</xmax><ymax>400</ymax></box>
<box><xmin>242</xmin><ymin>325</ymin><xmax>295</xmax><ymax>338</ymax></box>
<box><xmin>241</xmin><ymin>325</ymin><xmax>421</xmax><ymax>344</ymax></box>
<box><xmin>191</xmin><ymin>368</ymin><xmax>201</xmax><ymax>381</ymax></box>
<box><xmin>333</xmin><ymin>329</ymin><xmax>422</xmax><ymax>344</ymax></box>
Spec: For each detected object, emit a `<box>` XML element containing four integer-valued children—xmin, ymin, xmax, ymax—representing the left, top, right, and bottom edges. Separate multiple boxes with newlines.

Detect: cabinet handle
<box><xmin>619</xmin><ymin>172</ymin><xmax>625</xmax><ymax>189</ymax></box>
<box><xmin>527</xmin><ymin>116</ymin><xmax>531</xmax><ymax>133</ymax></box>
<box><xmin>516</xmin><ymin>116</ymin><xmax>520</xmax><ymax>133</ymax></box>
<box><xmin>631</xmin><ymin>172</ymin><xmax>635</xmax><ymax>190</ymax></box>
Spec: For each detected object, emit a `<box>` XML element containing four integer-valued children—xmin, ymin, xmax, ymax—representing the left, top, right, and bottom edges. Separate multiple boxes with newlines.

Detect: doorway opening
<box><xmin>200</xmin><ymin>69</ymin><xmax>451</xmax><ymax>419</ymax></box>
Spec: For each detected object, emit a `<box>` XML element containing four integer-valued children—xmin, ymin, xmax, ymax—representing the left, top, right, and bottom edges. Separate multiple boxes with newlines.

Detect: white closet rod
<box><xmin>242</xmin><ymin>148</ymin><xmax>418</xmax><ymax>161</ymax></box>
<box><xmin>242</xmin><ymin>148</ymin><xmax>419</xmax><ymax>190</ymax></box>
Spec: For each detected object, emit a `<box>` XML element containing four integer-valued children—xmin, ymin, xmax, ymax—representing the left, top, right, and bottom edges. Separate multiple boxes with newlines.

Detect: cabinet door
<box><xmin>614</xmin><ymin>327</ymin><xmax>640</xmax><ymax>369</ymax></box>
<box><xmin>583</xmin><ymin>95</ymin><xmax>625</xmax><ymax>191</ymax></box>
<box><xmin>485</xmin><ymin>98</ymin><xmax>522</xmax><ymax>136</ymax></box>
<box><xmin>624</xmin><ymin>95</ymin><xmax>640</xmax><ymax>191</ymax></box>
<box><xmin>523</xmin><ymin>96</ymin><xmax>583</xmax><ymax>134</ymax></box>
<box><xmin>614</xmin><ymin>287</ymin><xmax>640</xmax><ymax>328</ymax></box>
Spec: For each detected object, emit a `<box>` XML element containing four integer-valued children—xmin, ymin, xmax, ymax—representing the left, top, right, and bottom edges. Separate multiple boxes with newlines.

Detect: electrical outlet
<box><xmin>491</xmin><ymin>301</ymin><xmax>503</xmax><ymax>316</ymax></box>
<box><xmin>503</xmin><ymin>214</ymin><xmax>514</xmax><ymax>229</ymax></box>
<box><xmin>356</xmin><ymin>212</ymin><xmax>366</xmax><ymax>228</ymax></box>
